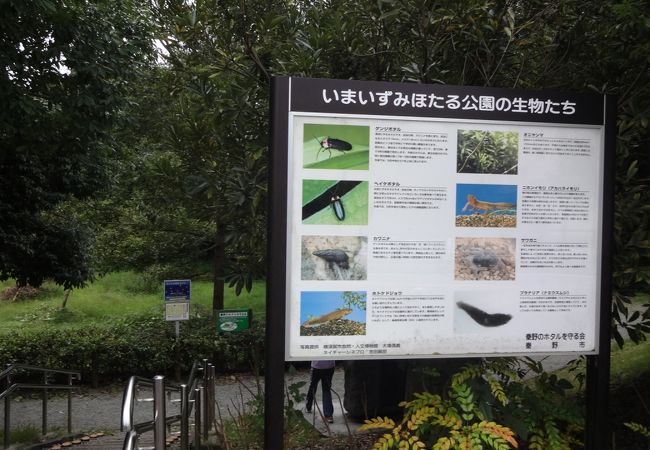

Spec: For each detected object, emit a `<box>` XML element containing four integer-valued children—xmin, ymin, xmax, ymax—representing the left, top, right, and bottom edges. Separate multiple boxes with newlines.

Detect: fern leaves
<box><xmin>474</xmin><ymin>421</ymin><xmax>519</xmax><ymax>448</ymax></box>
<box><xmin>360</xmin><ymin>361</ymin><xmax>587</xmax><ymax>450</ymax></box>
<box><xmin>360</xmin><ymin>417</ymin><xmax>397</xmax><ymax>431</ymax></box>
<box><xmin>362</xmin><ymin>369</ymin><xmax>519</xmax><ymax>449</ymax></box>
<box><xmin>624</xmin><ymin>421</ymin><xmax>650</xmax><ymax>438</ymax></box>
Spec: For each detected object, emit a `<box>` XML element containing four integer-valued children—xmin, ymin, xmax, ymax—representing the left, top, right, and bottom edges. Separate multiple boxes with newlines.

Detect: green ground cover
<box><xmin>0</xmin><ymin>272</ymin><xmax>266</xmax><ymax>333</ymax></box>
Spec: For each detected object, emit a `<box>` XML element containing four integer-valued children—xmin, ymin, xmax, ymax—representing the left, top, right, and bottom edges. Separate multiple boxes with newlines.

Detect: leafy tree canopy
<box><xmin>3</xmin><ymin>0</ymin><xmax>648</xmax><ymax>339</ymax></box>
<box><xmin>0</xmin><ymin>0</ymin><xmax>154</xmax><ymax>288</ymax></box>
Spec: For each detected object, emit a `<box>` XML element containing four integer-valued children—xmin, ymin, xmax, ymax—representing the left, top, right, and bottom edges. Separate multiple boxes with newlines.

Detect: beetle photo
<box><xmin>330</xmin><ymin>195</ymin><xmax>345</xmax><ymax>221</ymax></box>
<box><xmin>314</xmin><ymin>135</ymin><xmax>353</xmax><ymax>159</ymax></box>
<box><xmin>303</xmin><ymin>123</ymin><xmax>369</xmax><ymax>170</ymax></box>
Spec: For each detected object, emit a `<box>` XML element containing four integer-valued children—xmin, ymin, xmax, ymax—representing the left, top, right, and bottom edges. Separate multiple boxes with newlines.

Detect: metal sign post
<box><xmin>164</xmin><ymin>279</ymin><xmax>191</xmax><ymax>381</ymax></box>
<box><xmin>266</xmin><ymin>77</ymin><xmax>290</xmax><ymax>450</ymax></box>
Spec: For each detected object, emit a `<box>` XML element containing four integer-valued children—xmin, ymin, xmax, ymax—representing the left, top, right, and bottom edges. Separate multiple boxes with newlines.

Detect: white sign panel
<box><xmin>277</xmin><ymin>77</ymin><xmax>609</xmax><ymax>360</ymax></box>
<box><xmin>165</xmin><ymin>301</ymin><xmax>190</xmax><ymax>321</ymax></box>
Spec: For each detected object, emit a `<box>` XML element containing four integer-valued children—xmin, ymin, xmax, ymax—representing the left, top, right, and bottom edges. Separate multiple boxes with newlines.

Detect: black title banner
<box><xmin>290</xmin><ymin>77</ymin><xmax>604</xmax><ymax>125</ymax></box>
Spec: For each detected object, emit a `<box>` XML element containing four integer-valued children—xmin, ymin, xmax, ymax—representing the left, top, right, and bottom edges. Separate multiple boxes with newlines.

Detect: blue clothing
<box><xmin>306</xmin><ymin>361</ymin><xmax>335</xmax><ymax>417</ymax></box>
<box><xmin>311</xmin><ymin>360</ymin><xmax>335</xmax><ymax>369</ymax></box>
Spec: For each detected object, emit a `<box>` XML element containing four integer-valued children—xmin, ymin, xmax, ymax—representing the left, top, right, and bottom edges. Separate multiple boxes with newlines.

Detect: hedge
<box><xmin>0</xmin><ymin>310</ymin><xmax>265</xmax><ymax>386</ymax></box>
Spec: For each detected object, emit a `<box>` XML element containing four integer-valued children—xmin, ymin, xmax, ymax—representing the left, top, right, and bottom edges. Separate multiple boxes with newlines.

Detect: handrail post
<box><xmin>3</xmin><ymin>371</ymin><xmax>10</xmax><ymax>449</ymax></box>
<box><xmin>201</xmin><ymin>384</ymin><xmax>208</xmax><ymax>440</ymax></box>
<box><xmin>205</xmin><ymin>364</ymin><xmax>211</xmax><ymax>430</ymax></box>
<box><xmin>180</xmin><ymin>384</ymin><xmax>189</xmax><ymax>450</ymax></box>
<box><xmin>42</xmin><ymin>372</ymin><xmax>48</xmax><ymax>435</ymax></box>
<box><xmin>1</xmin><ymin>365</ymin><xmax>80</xmax><ymax>450</ymax></box>
<box><xmin>208</xmin><ymin>364</ymin><xmax>216</xmax><ymax>430</ymax></box>
<box><xmin>195</xmin><ymin>387</ymin><xmax>202</xmax><ymax>448</ymax></box>
<box><xmin>67</xmin><ymin>374</ymin><xmax>73</xmax><ymax>434</ymax></box>
<box><xmin>153</xmin><ymin>375</ymin><xmax>166</xmax><ymax>450</ymax></box>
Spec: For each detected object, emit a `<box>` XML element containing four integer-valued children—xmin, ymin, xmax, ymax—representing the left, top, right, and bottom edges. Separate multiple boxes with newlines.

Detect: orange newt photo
<box><xmin>462</xmin><ymin>194</ymin><xmax>516</xmax><ymax>214</ymax></box>
<box><xmin>456</xmin><ymin>184</ymin><xmax>517</xmax><ymax>228</ymax></box>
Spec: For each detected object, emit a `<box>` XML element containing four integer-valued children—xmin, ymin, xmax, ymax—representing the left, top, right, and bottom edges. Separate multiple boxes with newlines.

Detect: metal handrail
<box><xmin>0</xmin><ymin>364</ymin><xmax>80</xmax><ymax>380</ymax></box>
<box><xmin>121</xmin><ymin>376</ymin><xmax>156</xmax><ymax>431</ymax></box>
<box><xmin>121</xmin><ymin>359</ymin><xmax>213</xmax><ymax>450</ymax></box>
<box><xmin>120</xmin><ymin>377</ymin><xmax>185</xmax><ymax>429</ymax></box>
<box><xmin>183</xmin><ymin>360</ymin><xmax>201</xmax><ymax>420</ymax></box>
<box><xmin>0</xmin><ymin>383</ymin><xmax>77</xmax><ymax>401</ymax></box>
<box><xmin>1</xmin><ymin>364</ymin><xmax>80</xmax><ymax>449</ymax></box>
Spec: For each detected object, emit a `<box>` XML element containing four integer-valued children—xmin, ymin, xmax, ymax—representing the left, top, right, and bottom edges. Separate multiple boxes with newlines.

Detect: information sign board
<box><xmin>270</xmin><ymin>77</ymin><xmax>613</xmax><ymax>360</ymax></box>
<box><xmin>217</xmin><ymin>309</ymin><xmax>252</xmax><ymax>332</ymax></box>
<box><xmin>163</xmin><ymin>279</ymin><xmax>190</xmax><ymax>321</ymax></box>
<box><xmin>164</xmin><ymin>279</ymin><xmax>191</xmax><ymax>302</ymax></box>
<box><xmin>165</xmin><ymin>301</ymin><xmax>190</xmax><ymax>321</ymax></box>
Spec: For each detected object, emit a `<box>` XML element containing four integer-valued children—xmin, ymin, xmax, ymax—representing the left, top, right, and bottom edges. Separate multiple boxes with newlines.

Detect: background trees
<box><xmin>2</xmin><ymin>0</ymin><xmax>647</xmax><ymax>333</ymax></box>
<box><xmin>0</xmin><ymin>0</ymin><xmax>153</xmax><ymax>289</ymax></box>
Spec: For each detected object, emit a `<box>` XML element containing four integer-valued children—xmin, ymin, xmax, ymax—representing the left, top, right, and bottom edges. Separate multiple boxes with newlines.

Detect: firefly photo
<box><xmin>300</xmin><ymin>291</ymin><xmax>367</xmax><ymax>336</ymax></box>
<box><xmin>302</xmin><ymin>179</ymin><xmax>368</xmax><ymax>225</ymax></box>
<box><xmin>455</xmin><ymin>183</ymin><xmax>517</xmax><ymax>228</ymax></box>
<box><xmin>303</xmin><ymin>123</ymin><xmax>370</xmax><ymax>170</ymax></box>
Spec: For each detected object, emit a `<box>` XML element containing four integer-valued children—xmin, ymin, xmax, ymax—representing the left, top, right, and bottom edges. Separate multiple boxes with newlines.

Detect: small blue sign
<box><xmin>164</xmin><ymin>279</ymin><xmax>191</xmax><ymax>302</ymax></box>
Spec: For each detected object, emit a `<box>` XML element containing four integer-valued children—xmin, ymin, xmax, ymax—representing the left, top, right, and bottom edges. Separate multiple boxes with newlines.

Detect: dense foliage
<box><xmin>457</xmin><ymin>130</ymin><xmax>519</xmax><ymax>174</ymax></box>
<box><xmin>0</xmin><ymin>308</ymin><xmax>265</xmax><ymax>384</ymax></box>
<box><xmin>0</xmin><ymin>0</ymin><xmax>154</xmax><ymax>289</ymax></box>
<box><xmin>84</xmin><ymin>0</ymin><xmax>649</xmax><ymax>333</ymax></box>
<box><xmin>1</xmin><ymin>0</ymin><xmax>648</xmax><ymax>331</ymax></box>
<box><xmin>361</xmin><ymin>361</ymin><xmax>584</xmax><ymax>449</ymax></box>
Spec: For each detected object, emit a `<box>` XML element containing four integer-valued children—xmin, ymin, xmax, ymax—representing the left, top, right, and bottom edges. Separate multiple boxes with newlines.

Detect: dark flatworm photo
<box><xmin>456</xmin><ymin>301</ymin><xmax>512</xmax><ymax>327</ymax></box>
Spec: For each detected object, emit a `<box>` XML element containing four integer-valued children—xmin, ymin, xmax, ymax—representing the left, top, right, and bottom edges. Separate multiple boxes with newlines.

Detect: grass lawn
<box><xmin>0</xmin><ymin>272</ymin><xmax>266</xmax><ymax>333</ymax></box>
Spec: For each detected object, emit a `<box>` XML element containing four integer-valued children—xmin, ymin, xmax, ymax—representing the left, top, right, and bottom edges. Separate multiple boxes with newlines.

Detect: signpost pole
<box><xmin>175</xmin><ymin>320</ymin><xmax>181</xmax><ymax>381</ymax></box>
<box><xmin>265</xmin><ymin>76</ymin><xmax>289</xmax><ymax>450</ymax></box>
<box><xmin>163</xmin><ymin>280</ymin><xmax>191</xmax><ymax>383</ymax></box>
<box><xmin>584</xmin><ymin>94</ymin><xmax>616</xmax><ymax>450</ymax></box>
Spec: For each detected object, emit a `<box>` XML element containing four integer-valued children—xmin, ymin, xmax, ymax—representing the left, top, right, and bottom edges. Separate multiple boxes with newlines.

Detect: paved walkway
<box><xmin>2</xmin><ymin>356</ymin><xmax>579</xmax><ymax>449</ymax></box>
<box><xmin>1</xmin><ymin>368</ymin><xmax>357</xmax><ymax>449</ymax></box>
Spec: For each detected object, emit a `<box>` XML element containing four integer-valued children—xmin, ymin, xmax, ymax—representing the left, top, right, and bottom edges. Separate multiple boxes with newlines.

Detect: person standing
<box><xmin>305</xmin><ymin>360</ymin><xmax>335</xmax><ymax>423</ymax></box>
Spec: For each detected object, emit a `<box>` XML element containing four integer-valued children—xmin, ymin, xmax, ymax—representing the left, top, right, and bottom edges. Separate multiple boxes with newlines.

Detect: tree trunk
<box><xmin>212</xmin><ymin>226</ymin><xmax>226</xmax><ymax>315</ymax></box>
<box><xmin>343</xmin><ymin>360</ymin><xmax>407</xmax><ymax>420</ymax></box>
<box><xmin>60</xmin><ymin>289</ymin><xmax>72</xmax><ymax>309</ymax></box>
<box><xmin>343</xmin><ymin>359</ymin><xmax>476</xmax><ymax>421</ymax></box>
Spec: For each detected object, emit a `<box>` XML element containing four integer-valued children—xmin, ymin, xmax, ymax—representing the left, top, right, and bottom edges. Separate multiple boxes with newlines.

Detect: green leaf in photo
<box><xmin>304</xmin><ymin>151</ymin><xmax>369</xmax><ymax>170</ymax></box>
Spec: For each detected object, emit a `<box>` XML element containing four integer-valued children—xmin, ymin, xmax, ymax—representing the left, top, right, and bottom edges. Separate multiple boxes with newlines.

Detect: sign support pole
<box><xmin>584</xmin><ymin>95</ymin><xmax>616</xmax><ymax>450</ymax></box>
<box><xmin>265</xmin><ymin>76</ymin><xmax>290</xmax><ymax>450</ymax></box>
<box><xmin>163</xmin><ymin>280</ymin><xmax>191</xmax><ymax>383</ymax></box>
<box><xmin>175</xmin><ymin>320</ymin><xmax>181</xmax><ymax>381</ymax></box>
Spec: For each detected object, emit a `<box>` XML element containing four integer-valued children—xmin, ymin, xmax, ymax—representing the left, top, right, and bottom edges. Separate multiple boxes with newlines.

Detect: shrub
<box><xmin>0</xmin><ymin>307</ymin><xmax>265</xmax><ymax>384</ymax></box>
<box><xmin>360</xmin><ymin>361</ymin><xmax>584</xmax><ymax>450</ymax></box>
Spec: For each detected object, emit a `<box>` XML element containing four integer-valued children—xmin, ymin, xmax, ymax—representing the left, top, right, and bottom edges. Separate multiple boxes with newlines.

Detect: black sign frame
<box><xmin>266</xmin><ymin>76</ymin><xmax>615</xmax><ymax>449</ymax></box>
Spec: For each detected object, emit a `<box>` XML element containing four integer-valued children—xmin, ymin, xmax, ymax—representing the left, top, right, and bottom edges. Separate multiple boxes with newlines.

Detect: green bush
<box><xmin>360</xmin><ymin>361</ymin><xmax>584</xmax><ymax>450</ymax></box>
<box><xmin>0</xmin><ymin>307</ymin><xmax>265</xmax><ymax>384</ymax></box>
